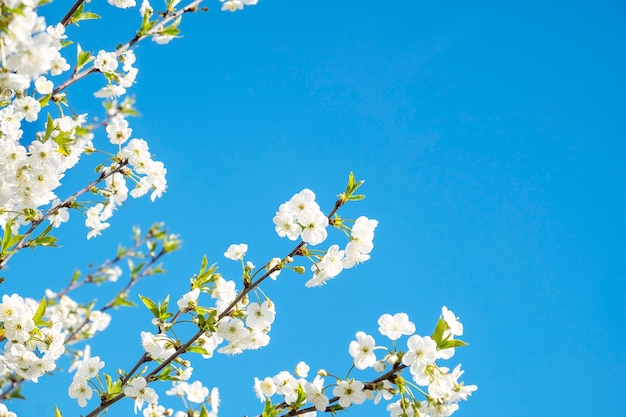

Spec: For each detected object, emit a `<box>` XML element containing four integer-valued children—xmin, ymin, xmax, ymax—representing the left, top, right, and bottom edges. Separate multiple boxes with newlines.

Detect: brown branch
<box><xmin>0</xmin><ymin>160</ymin><xmax>129</xmax><ymax>271</ymax></box>
<box><xmin>60</xmin><ymin>0</ymin><xmax>86</xmax><ymax>26</ymax></box>
<box><xmin>83</xmin><ymin>194</ymin><xmax>349</xmax><ymax>417</ymax></box>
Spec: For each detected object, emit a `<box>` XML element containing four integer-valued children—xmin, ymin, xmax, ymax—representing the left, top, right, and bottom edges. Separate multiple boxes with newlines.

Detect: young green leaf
<box><xmin>138</xmin><ymin>294</ymin><xmax>159</xmax><ymax>317</ymax></box>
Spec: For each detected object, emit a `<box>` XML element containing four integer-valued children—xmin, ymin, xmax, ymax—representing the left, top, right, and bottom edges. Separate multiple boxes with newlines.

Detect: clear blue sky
<box><xmin>3</xmin><ymin>0</ymin><xmax>626</xmax><ymax>416</ymax></box>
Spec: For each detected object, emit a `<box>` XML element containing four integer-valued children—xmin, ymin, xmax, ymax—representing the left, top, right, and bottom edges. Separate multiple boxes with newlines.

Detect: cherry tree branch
<box><xmin>60</xmin><ymin>0</ymin><xmax>87</xmax><ymax>26</ymax></box>
<box><xmin>0</xmin><ymin>160</ymin><xmax>129</xmax><ymax>270</ymax></box>
<box><xmin>82</xmin><ymin>195</ymin><xmax>350</xmax><ymax>417</ymax></box>
<box><xmin>275</xmin><ymin>364</ymin><xmax>408</xmax><ymax>417</ymax></box>
<box><xmin>53</xmin><ymin>0</ymin><xmax>203</xmax><ymax>97</ymax></box>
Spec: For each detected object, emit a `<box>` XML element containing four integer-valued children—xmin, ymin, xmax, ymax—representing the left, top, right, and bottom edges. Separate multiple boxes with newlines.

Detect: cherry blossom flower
<box><xmin>124</xmin><ymin>377</ymin><xmax>158</xmax><ymax>413</ymax></box>
<box><xmin>378</xmin><ymin>312</ymin><xmax>416</xmax><ymax>340</ymax></box>
<box><xmin>245</xmin><ymin>300</ymin><xmax>275</xmax><ymax>330</ymax></box>
<box><xmin>68</xmin><ymin>376</ymin><xmax>93</xmax><ymax>407</ymax></box>
<box><xmin>349</xmin><ymin>331</ymin><xmax>377</xmax><ymax>370</ymax></box>
<box><xmin>333</xmin><ymin>379</ymin><xmax>366</xmax><ymax>408</ymax></box>
<box><xmin>224</xmin><ymin>243</ymin><xmax>248</xmax><ymax>260</ymax></box>
<box><xmin>254</xmin><ymin>376</ymin><xmax>276</xmax><ymax>402</ymax></box>
<box><xmin>184</xmin><ymin>380</ymin><xmax>209</xmax><ymax>403</ymax></box>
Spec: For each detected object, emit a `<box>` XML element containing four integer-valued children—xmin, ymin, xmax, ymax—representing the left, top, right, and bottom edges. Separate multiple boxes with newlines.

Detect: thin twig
<box><xmin>0</xmin><ymin>161</ymin><xmax>129</xmax><ymax>270</ymax></box>
<box><xmin>60</xmin><ymin>0</ymin><xmax>86</xmax><ymax>26</ymax></box>
<box><xmin>83</xmin><ymin>195</ymin><xmax>349</xmax><ymax>417</ymax></box>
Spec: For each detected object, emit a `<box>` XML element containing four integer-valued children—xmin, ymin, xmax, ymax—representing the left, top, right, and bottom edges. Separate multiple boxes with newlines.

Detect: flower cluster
<box><xmin>0</xmin><ymin>1</ymin><xmax>475</xmax><ymax>415</ymax></box>
<box><xmin>273</xmin><ymin>189</ymin><xmax>330</xmax><ymax>246</ymax></box>
<box><xmin>252</xmin><ymin>309</ymin><xmax>476</xmax><ymax>417</ymax></box>
<box><xmin>0</xmin><ymin>0</ymin><xmax>171</xmax><ymax>247</ymax></box>
<box><xmin>0</xmin><ymin>4</ymin><xmax>68</xmax><ymax>91</ymax></box>
<box><xmin>193</xmin><ymin>297</ymin><xmax>276</xmax><ymax>356</ymax></box>
<box><xmin>272</xmin><ymin>189</ymin><xmax>378</xmax><ymax>287</ymax></box>
<box><xmin>43</xmin><ymin>294</ymin><xmax>111</xmax><ymax>339</ymax></box>
<box><xmin>0</xmin><ymin>294</ymin><xmax>66</xmax><ymax>384</ymax></box>
<box><xmin>166</xmin><ymin>374</ymin><xmax>220</xmax><ymax>417</ymax></box>
<box><xmin>93</xmin><ymin>49</ymin><xmax>138</xmax><ymax>99</ymax></box>
<box><xmin>68</xmin><ymin>355</ymin><xmax>105</xmax><ymax>407</ymax></box>
<box><xmin>0</xmin><ymin>106</ymin><xmax>93</xmax><ymax>232</ymax></box>
<box><xmin>305</xmin><ymin>215</ymin><xmax>378</xmax><ymax>287</ymax></box>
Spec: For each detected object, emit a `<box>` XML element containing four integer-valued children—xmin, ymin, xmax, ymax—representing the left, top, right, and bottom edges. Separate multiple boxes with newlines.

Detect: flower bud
<box><xmin>373</xmin><ymin>360</ymin><xmax>386</xmax><ymax>372</ymax></box>
<box><xmin>294</xmin><ymin>266</ymin><xmax>305</xmax><ymax>274</ymax></box>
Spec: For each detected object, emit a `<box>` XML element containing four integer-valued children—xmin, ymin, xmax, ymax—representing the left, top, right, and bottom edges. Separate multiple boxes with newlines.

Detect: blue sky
<box><xmin>3</xmin><ymin>0</ymin><xmax>626</xmax><ymax>416</ymax></box>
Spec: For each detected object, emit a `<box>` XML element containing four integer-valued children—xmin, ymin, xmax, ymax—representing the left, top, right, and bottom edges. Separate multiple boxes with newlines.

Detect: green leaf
<box><xmin>348</xmin><ymin>193</ymin><xmax>366</xmax><ymax>201</ymax></box>
<box><xmin>103</xmin><ymin>372</ymin><xmax>123</xmax><ymax>397</ymax></box>
<box><xmin>431</xmin><ymin>317</ymin><xmax>447</xmax><ymax>344</ymax></box>
<box><xmin>43</xmin><ymin>113</ymin><xmax>54</xmax><ymax>142</ymax></box>
<box><xmin>32</xmin><ymin>297</ymin><xmax>47</xmax><ymax>326</ymax></box>
<box><xmin>54</xmin><ymin>405</ymin><xmax>63</xmax><ymax>417</ymax></box>
<box><xmin>7</xmin><ymin>386</ymin><xmax>25</xmax><ymax>400</ymax></box>
<box><xmin>76</xmin><ymin>44</ymin><xmax>94</xmax><ymax>70</ymax></box>
<box><xmin>138</xmin><ymin>294</ymin><xmax>159</xmax><ymax>317</ymax></box>
<box><xmin>1</xmin><ymin>221</ymin><xmax>23</xmax><ymax>256</ymax></box>
<box><xmin>138</xmin><ymin>11</ymin><xmax>156</xmax><ymax>36</ymax></box>
<box><xmin>77</xmin><ymin>11</ymin><xmax>100</xmax><ymax>21</ymax></box>
<box><xmin>52</xmin><ymin>132</ymin><xmax>73</xmax><ymax>156</ymax></box>
<box><xmin>261</xmin><ymin>400</ymin><xmax>279</xmax><ymax>417</ymax></box>
<box><xmin>38</xmin><ymin>94</ymin><xmax>52</xmax><ymax>108</ymax></box>
<box><xmin>161</xmin><ymin>26</ymin><xmax>180</xmax><ymax>36</ymax></box>
<box><xmin>112</xmin><ymin>292</ymin><xmax>136</xmax><ymax>308</ymax></box>
<box><xmin>33</xmin><ymin>235</ymin><xmax>58</xmax><ymax>247</ymax></box>
<box><xmin>185</xmin><ymin>346</ymin><xmax>209</xmax><ymax>355</ymax></box>
<box><xmin>69</xmin><ymin>1</ymin><xmax>84</xmax><ymax>24</ymax></box>
<box><xmin>346</xmin><ymin>171</ymin><xmax>355</xmax><ymax>191</ymax></box>
<box><xmin>158</xmin><ymin>295</ymin><xmax>170</xmax><ymax>318</ymax></box>
<box><xmin>438</xmin><ymin>338</ymin><xmax>469</xmax><ymax>349</ymax></box>
<box><xmin>130</xmin><ymin>261</ymin><xmax>145</xmax><ymax>279</ymax></box>
<box><xmin>199</xmin><ymin>404</ymin><xmax>209</xmax><ymax>417</ymax></box>
<box><xmin>339</xmin><ymin>172</ymin><xmax>366</xmax><ymax>202</ymax></box>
